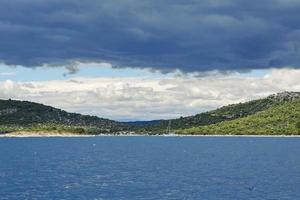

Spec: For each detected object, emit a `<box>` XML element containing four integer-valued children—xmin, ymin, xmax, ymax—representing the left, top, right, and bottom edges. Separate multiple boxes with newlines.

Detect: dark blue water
<box><xmin>0</xmin><ymin>137</ymin><xmax>300</xmax><ymax>200</ymax></box>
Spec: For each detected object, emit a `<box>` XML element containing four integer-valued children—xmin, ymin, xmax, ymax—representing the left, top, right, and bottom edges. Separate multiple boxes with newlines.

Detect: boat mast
<box><xmin>166</xmin><ymin>120</ymin><xmax>172</xmax><ymax>134</ymax></box>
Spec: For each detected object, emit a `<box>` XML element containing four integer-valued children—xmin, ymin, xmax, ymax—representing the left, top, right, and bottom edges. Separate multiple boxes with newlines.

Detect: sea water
<box><xmin>0</xmin><ymin>136</ymin><xmax>300</xmax><ymax>200</ymax></box>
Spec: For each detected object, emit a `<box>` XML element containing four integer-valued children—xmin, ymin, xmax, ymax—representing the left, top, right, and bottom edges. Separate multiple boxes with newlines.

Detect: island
<box><xmin>1</xmin><ymin>91</ymin><xmax>300</xmax><ymax>136</ymax></box>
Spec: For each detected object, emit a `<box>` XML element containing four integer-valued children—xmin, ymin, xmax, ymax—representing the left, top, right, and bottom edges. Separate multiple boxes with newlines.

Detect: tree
<box><xmin>296</xmin><ymin>122</ymin><xmax>300</xmax><ymax>129</ymax></box>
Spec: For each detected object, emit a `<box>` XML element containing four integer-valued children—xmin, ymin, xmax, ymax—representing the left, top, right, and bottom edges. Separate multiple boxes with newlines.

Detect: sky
<box><xmin>0</xmin><ymin>0</ymin><xmax>300</xmax><ymax>121</ymax></box>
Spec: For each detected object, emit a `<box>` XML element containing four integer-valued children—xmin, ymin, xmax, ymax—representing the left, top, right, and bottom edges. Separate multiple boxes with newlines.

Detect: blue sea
<box><xmin>0</xmin><ymin>136</ymin><xmax>300</xmax><ymax>200</ymax></box>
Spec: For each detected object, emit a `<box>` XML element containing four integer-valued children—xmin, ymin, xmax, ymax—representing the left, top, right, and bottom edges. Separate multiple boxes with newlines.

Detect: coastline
<box><xmin>0</xmin><ymin>131</ymin><xmax>300</xmax><ymax>138</ymax></box>
<box><xmin>0</xmin><ymin>132</ymin><xmax>96</xmax><ymax>138</ymax></box>
<box><xmin>0</xmin><ymin>131</ymin><xmax>145</xmax><ymax>138</ymax></box>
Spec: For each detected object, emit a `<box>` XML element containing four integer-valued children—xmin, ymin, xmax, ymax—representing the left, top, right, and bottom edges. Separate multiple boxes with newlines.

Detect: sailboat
<box><xmin>165</xmin><ymin>120</ymin><xmax>175</xmax><ymax>136</ymax></box>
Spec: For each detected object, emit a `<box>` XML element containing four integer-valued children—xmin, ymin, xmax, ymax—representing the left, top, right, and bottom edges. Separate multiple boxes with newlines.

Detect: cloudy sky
<box><xmin>0</xmin><ymin>0</ymin><xmax>300</xmax><ymax>121</ymax></box>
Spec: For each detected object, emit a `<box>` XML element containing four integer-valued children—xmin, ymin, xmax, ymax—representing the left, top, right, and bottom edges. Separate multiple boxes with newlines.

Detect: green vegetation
<box><xmin>296</xmin><ymin>121</ymin><xmax>300</xmax><ymax>129</ymax></box>
<box><xmin>137</xmin><ymin>95</ymin><xmax>289</xmax><ymax>134</ymax></box>
<box><xmin>0</xmin><ymin>123</ymin><xmax>116</xmax><ymax>135</ymax></box>
<box><xmin>1</xmin><ymin>92</ymin><xmax>300</xmax><ymax>135</ymax></box>
<box><xmin>0</xmin><ymin>99</ymin><xmax>131</xmax><ymax>135</ymax></box>
<box><xmin>177</xmin><ymin>100</ymin><xmax>300</xmax><ymax>135</ymax></box>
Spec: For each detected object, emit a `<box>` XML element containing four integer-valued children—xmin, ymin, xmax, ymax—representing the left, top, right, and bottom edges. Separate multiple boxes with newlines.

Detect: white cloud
<box><xmin>0</xmin><ymin>68</ymin><xmax>300</xmax><ymax>121</ymax></box>
<box><xmin>0</xmin><ymin>80</ymin><xmax>28</xmax><ymax>99</ymax></box>
<box><xmin>0</xmin><ymin>72</ymin><xmax>16</xmax><ymax>76</ymax></box>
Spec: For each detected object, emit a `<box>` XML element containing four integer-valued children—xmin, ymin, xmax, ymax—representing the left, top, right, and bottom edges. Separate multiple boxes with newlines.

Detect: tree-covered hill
<box><xmin>1</xmin><ymin>91</ymin><xmax>300</xmax><ymax>135</ymax></box>
<box><xmin>138</xmin><ymin>92</ymin><xmax>300</xmax><ymax>134</ymax></box>
<box><xmin>177</xmin><ymin>99</ymin><xmax>300</xmax><ymax>135</ymax></box>
<box><xmin>0</xmin><ymin>99</ymin><xmax>130</xmax><ymax>134</ymax></box>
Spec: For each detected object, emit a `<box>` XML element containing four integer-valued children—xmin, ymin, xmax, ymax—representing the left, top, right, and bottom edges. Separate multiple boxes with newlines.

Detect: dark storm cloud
<box><xmin>0</xmin><ymin>0</ymin><xmax>300</xmax><ymax>72</ymax></box>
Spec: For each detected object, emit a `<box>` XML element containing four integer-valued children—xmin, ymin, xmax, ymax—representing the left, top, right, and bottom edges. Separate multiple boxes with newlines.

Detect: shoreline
<box><xmin>0</xmin><ymin>132</ymin><xmax>300</xmax><ymax>138</ymax></box>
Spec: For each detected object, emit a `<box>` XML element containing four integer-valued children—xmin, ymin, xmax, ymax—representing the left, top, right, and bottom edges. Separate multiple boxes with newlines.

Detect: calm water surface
<box><xmin>0</xmin><ymin>136</ymin><xmax>300</xmax><ymax>200</ymax></box>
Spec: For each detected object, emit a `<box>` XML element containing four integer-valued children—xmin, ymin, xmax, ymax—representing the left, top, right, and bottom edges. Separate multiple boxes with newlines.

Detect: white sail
<box><xmin>166</xmin><ymin>120</ymin><xmax>175</xmax><ymax>136</ymax></box>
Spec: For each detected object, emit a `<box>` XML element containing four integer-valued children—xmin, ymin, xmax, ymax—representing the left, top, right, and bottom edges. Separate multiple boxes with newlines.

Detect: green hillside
<box><xmin>0</xmin><ymin>99</ymin><xmax>130</xmax><ymax>134</ymax></box>
<box><xmin>1</xmin><ymin>92</ymin><xmax>300</xmax><ymax>135</ymax></box>
<box><xmin>138</xmin><ymin>92</ymin><xmax>300</xmax><ymax>134</ymax></box>
<box><xmin>177</xmin><ymin>100</ymin><xmax>300</xmax><ymax>135</ymax></box>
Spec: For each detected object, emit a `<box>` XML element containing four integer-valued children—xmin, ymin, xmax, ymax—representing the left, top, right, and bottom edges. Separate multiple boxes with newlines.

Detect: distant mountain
<box><xmin>125</xmin><ymin>120</ymin><xmax>162</xmax><ymax>126</ymax></box>
<box><xmin>178</xmin><ymin>98</ymin><xmax>300</xmax><ymax>135</ymax></box>
<box><xmin>138</xmin><ymin>92</ymin><xmax>300</xmax><ymax>134</ymax></box>
<box><xmin>0</xmin><ymin>99</ymin><xmax>130</xmax><ymax>134</ymax></box>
